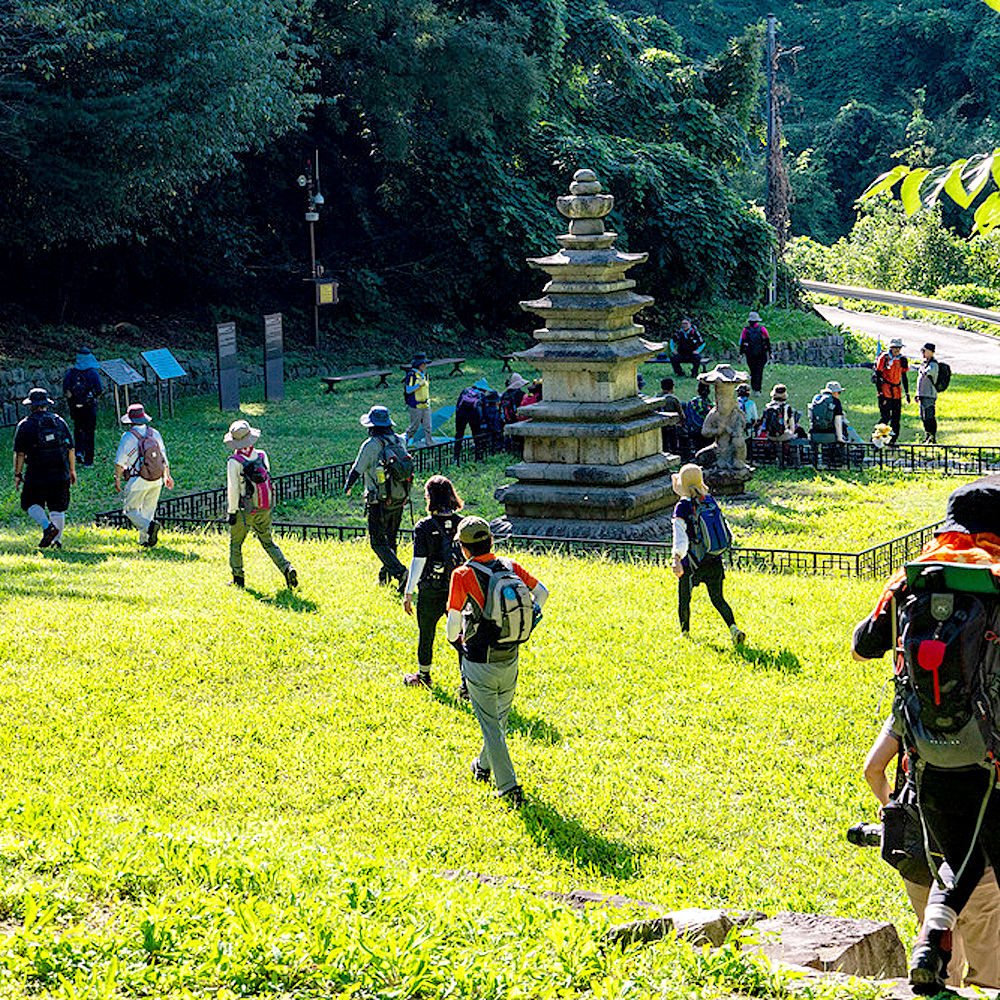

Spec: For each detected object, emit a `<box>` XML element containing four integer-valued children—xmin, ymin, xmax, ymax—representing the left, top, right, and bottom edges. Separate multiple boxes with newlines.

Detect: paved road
<box><xmin>815</xmin><ymin>304</ymin><xmax>1000</xmax><ymax>375</ymax></box>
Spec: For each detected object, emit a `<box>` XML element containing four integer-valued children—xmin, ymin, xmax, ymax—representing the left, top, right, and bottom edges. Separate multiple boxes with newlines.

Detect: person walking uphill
<box><xmin>446</xmin><ymin>516</ymin><xmax>548</xmax><ymax>807</ymax></box>
<box><xmin>114</xmin><ymin>403</ymin><xmax>173</xmax><ymax>547</ymax></box>
<box><xmin>344</xmin><ymin>405</ymin><xmax>412</xmax><ymax>588</ymax></box>
<box><xmin>403</xmin><ymin>352</ymin><xmax>433</xmax><ymax>448</ymax></box>
<box><xmin>874</xmin><ymin>338</ymin><xmax>910</xmax><ymax>445</ymax></box>
<box><xmin>62</xmin><ymin>347</ymin><xmax>102</xmax><ymax>467</ymax></box>
<box><xmin>225</xmin><ymin>420</ymin><xmax>297</xmax><ymax>590</ymax></box>
<box><xmin>402</xmin><ymin>475</ymin><xmax>465</xmax><ymax>691</ymax></box>
<box><xmin>13</xmin><ymin>387</ymin><xmax>75</xmax><ymax>549</ymax></box>
<box><xmin>738</xmin><ymin>312</ymin><xmax>771</xmax><ymax>394</ymax></box>
<box><xmin>671</xmin><ymin>463</ymin><xmax>745</xmax><ymax>645</ymax></box>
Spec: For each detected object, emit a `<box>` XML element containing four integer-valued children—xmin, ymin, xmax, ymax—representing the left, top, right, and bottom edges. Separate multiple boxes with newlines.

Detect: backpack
<box><xmin>499</xmin><ymin>388</ymin><xmax>521</xmax><ymax>424</ymax></box>
<box><xmin>65</xmin><ymin>368</ymin><xmax>95</xmax><ymax>407</ymax></box>
<box><xmin>421</xmin><ymin>514</ymin><xmax>462</xmax><ymax>589</ymax></box>
<box><xmin>466</xmin><ymin>558</ymin><xmax>537</xmax><ymax>651</ymax></box>
<box><xmin>683</xmin><ymin>399</ymin><xmax>707</xmax><ymax>437</ymax></box>
<box><xmin>129</xmin><ymin>428</ymin><xmax>166</xmax><ymax>481</ymax></box>
<box><xmin>892</xmin><ymin>562</ymin><xmax>1000</xmax><ymax>771</ymax></box>
<box><xmin>742</xmin><ymin>326</ymin><xmax>767</xmax><ymax>356</ymax></box>
<box><xmin>935</xmin><ymin>361</ymin><xmax>951</xmax><ymax>392</ymax></box>
<box><xmin>457</xmin><ymin>385</ymin><xmax>484</xmax><ymax>411</ymax></box>
<box><xmin>234</xmin><ymin>452</ymin><xmax>273</xmax><ymax>511</ymax></box>
<box><xmin>379</xmin><ymin>437</ymin><xmax>414</xmax><ymax>509</ymax></box>
<box><xmin>762</xmin><ymin>401</ymin><xmax>786</xmax><ymax>438</ymax></box>
<box><xmin>30</xmin><ymin>413</ymin><xmax>69</xmax><ymax>474</ymax></box>
<box><xmin>686</xmin><ymin>495</ymin><xmax>734</xmax><ymax>566</ymax></box>
<box><xmin>808</xmin><ymin>392</ymin><xmax>836</xmax><ymax>433</ymax></box>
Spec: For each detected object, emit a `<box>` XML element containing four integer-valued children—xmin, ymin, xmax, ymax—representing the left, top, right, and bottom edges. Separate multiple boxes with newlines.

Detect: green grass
<box><xmin>0</xmin><ymin>524</ymin><xmax>912</xmax><ymax>996</ymax></box>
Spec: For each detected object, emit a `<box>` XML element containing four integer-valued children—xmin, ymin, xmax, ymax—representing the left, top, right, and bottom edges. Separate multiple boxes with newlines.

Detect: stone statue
<box><xmin>695</xmin><ymin>363</ymin><xmax>754</xmax><ymax>494</ymax></box>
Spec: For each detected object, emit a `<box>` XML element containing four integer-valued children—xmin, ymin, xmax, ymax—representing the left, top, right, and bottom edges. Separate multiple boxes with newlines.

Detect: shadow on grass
<box><xmin>0</xmin><ymin>583</ymin><xmax>141</xmax><ymax>604</ymax></box>
<box><xmin>430</xmin><ymin>686</ymin><xmax>562</xmax><ymax>745</ymax></box>
<box><xmin>10</xmin><ymin>547</ymin><xmax>111</xmax><ymax>567</ymax></box>
<box><xmin>244</xmin><ymin>586</ymin><xmax>319</xmax><ymax>612</ymax></box>
<box><xmin>521</xmin><ymin>795</ymin><xmax>644</xmax><ymax>879</ymax></box>
<box><xmin>709</xmin><ymin>642</ymin><xmax>801</xmax><ymax>673</ymax></box>
<box><xmin>132</xmin><ymin>546</ymin><xmax>199</xmax><ymax>563</ymax></box>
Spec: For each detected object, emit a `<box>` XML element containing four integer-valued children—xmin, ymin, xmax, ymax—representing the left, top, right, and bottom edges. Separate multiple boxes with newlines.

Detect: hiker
<box><xmin>113</xmin><ymin>403</ymin><xmax>173</xmax><ymax>547</ymax></box>
<box><xmin>670</xmin><ymin>317</ymin><xmax>703</xmax><ymax>378</ymax></box>
<box><xmin>344</xmin><ymin>405</ymin><xmax>411</xmax><ymax>588</ymax></box>
<box><xmin>761</xmin><ymin>384</ymin><xmax>797</xmax><ymax>442</ymax></box>
<box><xmin>736</xmin><ymin>383</ymin><xmax>758</xmax><ymax>439</ymax></box>
<box><xmin>851</xmin><ymin>476</ymin><xmax>1000</xmax><ymax>994</ymax></box>
<box><xmin>62</xmin><ymin>347</ymin><xmax>102</xmax><ymax>467</ymax></box>
<box><xmin>500</xmin><ymin>373</ymin><xmax>528</xmax><ymax>451</ymax></box>
<box><xmin>681</xmin><ymin>381</ymin><xmax>713</xmax><ymax>458</ymax></box>
<box><xmin>658</xmin><ymin>377</ymin><xmax>683</xmax><ymax>454</ymax></box>
<box><xmin>454</xmin><ymin>382</ymin><xmax>486</xmax><ymax>461</ymax></box>
<box><xmin>738</xmin><ymin>311</ymin><xmax>771</xmax><ymax>394</ymax></box>
<box><xmin>809</xmin><ymin>380</ymin><xmax>849</xmax><ymax>466</ymax></box>
<box><xmin>402</xmin><ymin>475</ymin><xmax>465</xmax><ymax>692</ymax></box>
<box><xmin>916</xmin><ymin>343</ymin><xmax>941</xmax><ymax>444</ymax></box>
<box><xmin>403</xmin><ymin>352</ymin><xmax>433</xmax><ymax>447</ymax></box>
<box><xmin>874</xmin><ymin>338</ymin><xmax>910</xmax><ymax>445</ymax></box>
<box><xmin>670</xmin><ymin>463</ymin><xmax>745</xmax><ymax>645</ymax></box>
<box><xmin>862</xmin><ymin>723</ymin><xmax>1000</xmax><ymax>990</ymax></box>
<box><xmin>12</xmin><ymin>387</ymin><xmax>75</xmax><ymax>549</ymax></box>
<box><xmin>224</xmin><ymin>419</ymin><xmax>297</xmax><ymax>590</ymax></box>
<box><xmin>520</xmin><ymin>380</ymin><xmax>542</xmax><ymax>408</ymax></box>
<box><xmin>446</xmin><ymin>516</ymin><xmax>548</xmax><ymax>807</ymax></box>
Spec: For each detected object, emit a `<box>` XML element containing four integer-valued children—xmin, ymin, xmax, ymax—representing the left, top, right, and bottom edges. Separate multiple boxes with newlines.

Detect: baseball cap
<box><xmin>457</xmin><ymin>515</ymin><xmax>492</xmax><ymax>545</ymax></box>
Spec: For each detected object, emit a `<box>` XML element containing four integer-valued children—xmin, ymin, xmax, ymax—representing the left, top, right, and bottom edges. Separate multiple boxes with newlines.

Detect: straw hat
<box><xmin>120</xmin><ymin>403</ymin><xmax>153</xmax><ymax>425</ymax></box>
<box><xmin>699</xmin><ymin>363</ymin><xmax>748</xmax><ymax>384</ymax></box>
<box><xmin>224</xmin><ymin>419</ymin><xmax>261</xmax><ymax>449</ymax></box>
<box><xmin>770</xmin><ymin>383</ymin><xmax>789</xmax><ymax>401</ymax></box>
<box><xmin>672</xmin><ymin>463</ymin><xmax>708</xmax><ymax>498</ymax></box>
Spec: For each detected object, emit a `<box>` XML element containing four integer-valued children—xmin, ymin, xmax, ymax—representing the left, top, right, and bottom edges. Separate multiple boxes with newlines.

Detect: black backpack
<box><xmin>379</xmin><ymin>437</ymin><xmax>414</xmax><ymax>509</ymax></box>
<box><xmin>421</xmin><ymin>513</ymin><xmax>462</xmax><ymax>588</ymax></box>
<box><xmin>65</xmin><ymin>368</ymin><xmax>95</xmax><ymax>407</ymax></box>
<box><xmin>935</xmin><ymin>361</ymin><xmax>952</xmax><ymax>392</ymax></box>
<box><xmin>29</xmin><ymin>413</ymin><xmax>69</xmax><ymax>474</ymax></box>
<box><xmin>762</xmin><ymin>401</ymin><xmax>786</xmax><ymax>438</ymax></box>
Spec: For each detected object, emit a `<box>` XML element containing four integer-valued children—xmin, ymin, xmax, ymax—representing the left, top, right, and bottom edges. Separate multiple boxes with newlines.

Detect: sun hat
<box><xmin>923</xmin><ymin>342</ymin><xmax>936</xmax><ymax>353</ymax></box>
<box><xmin>224</xmin><ymin>419</ymin><xmax>261</xmax><ymax>449</ymax></box>
<box><xmin>360</xmin><ymin>405</ymin><xmax>394</xmax><ymax>428</ymax></box>
<box><xmin>770</xmin><ymin>383</ymin><xmax>788</xmax><ymax>401</ymax></box>
<box><xmin>747</xmin><ymin>311</ymin><xmax>762</xmax><ymax>323</ymax></box>
<box><xmin>74</xmin><ymin>348</ymin><xmax>101</xmax><ymax>371</ymax></box>
<box><xmin>410</xmin><ymin>352</ymin><xmax>429</xmax><ymax>368</ymax></box>
<box><xmin>120</xmin><ymin>403</ymin><xmax>153</xmax><ymax>425</ymax></box>
<box><xmin>457</xmin><ymin>515</ymin><xmax>492</xmax><ymax>546</ymax></box>
<box><xmin>672</xmin><ymin>463</ymin><xmax>708</xmax><ymax>498</ymax></box>
<box><xmin>700</xmin><ymin>363</ymin><xmax>748</xmax><ymax>384</ymax></box>
<box><xmin>506</xmin><ymin>373</ymin><xmax>529</xmax><ymax>390</ymax></box>
<box><xmin>22</xmin><ymin>387</ymin><xmax>53</xmax><ymax>407</ymax></box>
<box><xmin>936</xmin><ymin>475</ymin><xmax>1000</xmax><ymax>536</ymax></box>
<box><xmin>824</xmin><ymin>380</ymin><xmax>844</xmax><ymax>394</ymax></box>
<box><xmin>889</xmin><ymin>338</ymin><xmax>904</xmax><ymax>348</ymax></box>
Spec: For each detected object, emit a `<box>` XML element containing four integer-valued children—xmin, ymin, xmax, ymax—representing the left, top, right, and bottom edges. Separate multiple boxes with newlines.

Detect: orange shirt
<box><xmin>447</xmin><ymin>554</ymin><xmax>539</xmax><ymax>614</ymax></box>
<box><xmin>876</xmin><ymin>352</ymin><xmax>909</xmax><ymax>399</ymax></box>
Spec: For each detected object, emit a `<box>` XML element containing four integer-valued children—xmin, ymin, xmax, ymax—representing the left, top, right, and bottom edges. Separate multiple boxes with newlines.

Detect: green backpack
<box><xmin>379</xmin><ymin>438</ymin><xmax>414</xmax><ymax>509</ymax></box>
<box><xmin>808</xmin><ymin>392</ymin><xmax>836</xmax><ymax>433</ymax></box>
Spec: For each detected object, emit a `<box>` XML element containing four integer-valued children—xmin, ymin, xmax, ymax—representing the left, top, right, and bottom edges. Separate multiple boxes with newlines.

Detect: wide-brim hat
<box><xmin>224</xmin><ymin>419</ymin><xmax>261</xmax><ymax>449</ymax></box>
<box><xmin>889</xmin><ymin>338</ymin><xmax>904</xmax><ymax>348</ymax></box>
<box><xmin>457</xmin><ymin>515</ymin><xmax>492</xmax><ymax>545</ymax></box>
<box><xmin>22</xmin><ymin>387</ymin><xmax>53</xmax><ymax>406</ymax></box>
<box><xmin>699</xmin><ymin>363</ymin><xmax>748</xmax><ymax>384</ymax></box>
<box><xmin>770</xmin><ymin>383</ymin><xmax>789</xmax><ymax>400</ymax></box>
<box><xmin>74</xmin><ymin>350</ymin><xmax>101</xmax><ymax>371</ymax></box>
<box><xmin>936</xmin><ymin>475</ymin><xmax>1000</xmax><ymax>536</ymax></box>
<box><xmin>410</xmin><ymin>352</ymin><xmax>429</xmax><ymax>367</ymax></box>
<box><xmin>506</xmin><ymin>373</ymin><xmax>529</xmax><ymax>390</ymax></box>
<box><xmin>824</xmin><ymin>380</ymin><xmax>844</xmax><ymax>394</ymax></box>
<box><xmin>120</xmin><ymin>403</ymin><xmax>153</xmax><ymax>425</ymax></box>
<box><xmin>360</xmin><ymin>405</ymin><xmax>394</xmax><ymax>428</ymax></box>
<box><xmin>672</xmin><ymin>462</ymin><xmax>708</xmax><ymax>498</ymax></box>
<box><xmin>747</xmin><ymin>311</ymin><xmax>762</xmax><ymax>323</ymax></box>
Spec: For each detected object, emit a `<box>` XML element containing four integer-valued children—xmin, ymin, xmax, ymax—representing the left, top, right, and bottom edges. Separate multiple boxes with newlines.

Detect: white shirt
<box><xmin>114</xmin><ymin>425</ymin><xmax>168</xmax><ymax>479</ymax></box>
<box><xmin>227</xmin><ymin>447</ymin><xmax>270</xmax><ymax>514</ymax></box>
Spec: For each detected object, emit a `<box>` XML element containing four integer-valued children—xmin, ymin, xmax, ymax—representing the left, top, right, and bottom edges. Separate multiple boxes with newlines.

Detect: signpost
<box><xmin>216</xmin><ymin>321</ymin><xmax>239</xmax><ymax>411</ymax></box>
<box><xmin>141</xmin><ymin>348</ymin><xmax>187</xmax><ymax>418</ymax></box>
<box><xmin>99</xmin><ymin>359</ymin><xmax>145</xmax><ymax>425</ymax></box>
<box><xmin>263</xmin><ymin>313</ymin><xmax>284</xmax><ymax>402</ymax></box>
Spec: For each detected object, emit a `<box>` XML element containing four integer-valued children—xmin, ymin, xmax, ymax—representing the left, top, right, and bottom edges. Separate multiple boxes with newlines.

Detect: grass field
<box><xmin>0</xmin><ymin>524</ymin><xmax>906</xmax><ymax>997</ymax></box>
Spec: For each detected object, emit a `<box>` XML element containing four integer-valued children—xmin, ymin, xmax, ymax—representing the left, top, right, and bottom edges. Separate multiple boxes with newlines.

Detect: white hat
<box><xmin>224</xmin><ymin>419</ymin><xmax>261</xmax><ymax>449</ymax></box>
<box><xmin>889</xmin><ymin>338</ymin><xmax>904</xmax><ymax>348</ymax></box>
<box><xmin>747</xmin><ymin>311</ymin><xmax>762</xmax><ymax>323</ymax></box>
<box><xmin>824</xmin><ymin>380</ymin><xmax>844</xmax><ymax>394</ymax></box>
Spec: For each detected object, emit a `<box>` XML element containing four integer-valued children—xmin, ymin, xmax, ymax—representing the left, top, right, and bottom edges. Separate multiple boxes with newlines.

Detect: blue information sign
<box><xmin>141</xmin><ymin>349</ymin><xmax>186</xmax><ymax>382</ymax></box>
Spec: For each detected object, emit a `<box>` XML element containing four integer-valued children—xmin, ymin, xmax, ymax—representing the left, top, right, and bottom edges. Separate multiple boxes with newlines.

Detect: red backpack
<box><xmin>234</xmin><ymin>452</ymin><xmax>273</xmax><ymax>511</ymax></box>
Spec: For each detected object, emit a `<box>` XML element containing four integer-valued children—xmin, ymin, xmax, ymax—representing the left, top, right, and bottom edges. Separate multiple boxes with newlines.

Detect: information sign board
<box><xmin>100</xmin><ymin>358</ymin><xmax>145</xmax><ymax>387</ymax></box>
<box><xmin>141</xmin><ymin>348</ymin><xmax>186</xmax><ymax>382</ymax></box>
<box><xmin>263</xmin><ymin>313</ymin><xmax>284</xmax><ymax>402</ymax></box>
<box><xmin>216</xmin><ymin>321</ymin><xmax>240</xmax><ymax>411</ymax></box>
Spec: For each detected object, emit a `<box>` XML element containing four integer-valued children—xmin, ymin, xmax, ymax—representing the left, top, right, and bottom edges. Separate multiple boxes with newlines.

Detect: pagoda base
<box><xmin>491</xmin><ymin>510</ymin><xmax>676</xmax><ymax>543</ymax></box>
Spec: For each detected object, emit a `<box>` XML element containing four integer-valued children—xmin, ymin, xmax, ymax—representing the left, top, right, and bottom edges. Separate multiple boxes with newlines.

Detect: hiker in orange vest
<box><xmin>874</xmin><ymin>338</ymin><xmax>910</xmax><ymax>445</ymax></box>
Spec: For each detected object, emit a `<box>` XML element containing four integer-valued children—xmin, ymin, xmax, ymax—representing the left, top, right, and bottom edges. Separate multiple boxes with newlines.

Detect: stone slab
<box><xmin>505</xmin><ymin>453</ymin><xmax>678</xmax><ymax>486</ymax></box>
<box><xmin>517</xmin><ymin>339</ymin><xmax>663</xmax><ymax>365</ymax></box>
<box><xmin>506</xmin><ymin>413</ymin><xmax>669</xmax><ymax>439</ymax></box>
<box><xmin>492</xmin><ymin>509</ymin><xmax>676</xmax><ymax>541</ymax></box>
<box><xmin>518</xmin><ymin>397</ymin><xmax>664</xmax><ymax>422</ymax></box>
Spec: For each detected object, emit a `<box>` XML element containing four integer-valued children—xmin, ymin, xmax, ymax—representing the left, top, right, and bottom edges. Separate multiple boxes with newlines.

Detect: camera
<box><xmin>846</xmin><ymin>821</ymin><xmax>883</xmax><ymax>848</ymax></box>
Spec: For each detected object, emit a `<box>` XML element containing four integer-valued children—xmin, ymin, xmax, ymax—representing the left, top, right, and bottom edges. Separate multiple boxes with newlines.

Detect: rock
<box><xmin>671</xmin><ymin>907</ymin><xmax>765</xmax><ymax>946</ymax></box>
<box><xmin>750</xmin><ymin>912</ymin><xmax>906</xmax><ymax>978</ymax></box>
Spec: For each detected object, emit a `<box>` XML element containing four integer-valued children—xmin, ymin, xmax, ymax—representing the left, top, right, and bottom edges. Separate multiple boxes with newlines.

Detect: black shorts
<box><xmin>21</xmin><ymin>480</ymin><xmax>70</xmax><ymax>513</ymax></box>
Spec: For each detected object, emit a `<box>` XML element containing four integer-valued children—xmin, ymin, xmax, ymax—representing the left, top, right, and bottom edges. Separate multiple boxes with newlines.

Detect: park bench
<box><xmin>320</xmin><ymin>369</ymin><xmax>393</xmax><ymax>392</ymax></box>
<box><xmin>398</xmin><ymin>357</ymin><xmax>466</xmax><ymax>377</ymax></box>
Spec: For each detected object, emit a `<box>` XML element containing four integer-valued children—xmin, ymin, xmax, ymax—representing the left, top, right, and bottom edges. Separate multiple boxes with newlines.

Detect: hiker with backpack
<box><xmin>762</xmin><ymin>384</ymin><xmax>798</xmax><ymax>442</ymax></box>
<box><xmin>670</xmin><ymin>463</ymin><xmax>745</xmax><ymax>645</ymax></box>
<box><xmin>500</xmin><ymin>373</ymin><xmax>529</xmax><ymax>452</ymax></box>
<box><xmin>454</xmin><ymin>382</ymin><xmax>486</xmax><ymax>461</ymax></box>
<box><xmin>917</xmin><ymin>343</ymin><xmax>949</xmax><ymax>444</ymax></box>
<box><xmin>113</xmin><ymin>403</ymin><xmax>172</xmax><ymax>548</ymax></box>
<box><xmin>446</xmin><ymin>516</ymin><xmax>548</xmax><ymax>808</ymax></box>
<box><xmin>344</xmin><ymin>405</ymin><xmax>412</xmax><ymax>588</ymax></box>
<box><xmin>738</xmin><ymin>311</ymin><xmax>771</xmax><ymax>394</ymax></box>
<box><xmin>862</xmin><ymin>721</ymin><xmax>1000</xmax><ymax>990</ymax></box>
<box><xmin>224</xmin><ymin>419</ymin><xmax>297</xmax><ymax>590</ymax></box>
<box><xmin>13</xmin><ymin>387</ymin><xmax>76</xmax><ymax>549</ymax></box>
<box><xmin>658</xmin><ymin>377</ymin><xmax>683</xmax><ymax>454</ymax></box>
<box><xmin>403</xmin><ymin>352</ymin><xmax>434</xmax><ymax>448</ymax></box>
<box><xmin>736</xmin><ymin>384</ymin><xmax>758</xmax><ymax>439</ymax></box>
<box><xmin>402</xmin><ymin>475</ymin><xmax>465</xmax><ymax>692</ymax></box>
<box><xmin>852</xmin><ymin>476</ymin><xmax>1000</xmax><ymax>994</ymax></box>
<box><xmin>809</xmin><ymin>380</ymin><xmax>850</xmax><ymax>467</ymax></box>
<box><xmin>62</xmin><ymin>347</ymin><xmax>102</xmax><ymax>467</ymax></box>
<box><xmin>874</xmin><ymin>338</ymin><xmax>910</xmax><ymax>445</ymax></box>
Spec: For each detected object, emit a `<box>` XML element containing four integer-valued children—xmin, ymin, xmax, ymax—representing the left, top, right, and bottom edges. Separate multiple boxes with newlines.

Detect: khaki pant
<box><xmin>230</xmin><ymin>508</ymin><xmax>290</xmax><ymax>576</ymax></box>
<box><xmin>123</xmin><ymin>476</ymin><xmax>163</xmax><ymax>543</ymax></box>
<box><xmin>405</xmin><ymin>406</ymin><xmax>433</xmax><ymax>445</ymax></box>
<box><xmin>905</xmin><ymin>872</ymin><xmax>1000</xmax><ymax>988</ymax></box>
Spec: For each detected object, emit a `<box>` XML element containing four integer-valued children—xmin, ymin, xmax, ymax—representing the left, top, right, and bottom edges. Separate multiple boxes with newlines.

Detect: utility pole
<box><xmin>298</xmin><ymin>150</ymin><xmax>325</xmax><ymax>349</ymax></box>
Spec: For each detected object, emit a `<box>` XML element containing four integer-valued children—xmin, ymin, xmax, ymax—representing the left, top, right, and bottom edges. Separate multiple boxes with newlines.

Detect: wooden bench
<box><xmin>320</xmin><ymin>369</ymin><xmax>392</xmax><ymax>392</ymax></box>
<box><xmin>398</xmin><ymin>357</ymin><xmax>466</xmax><ymax>377</ymax></box>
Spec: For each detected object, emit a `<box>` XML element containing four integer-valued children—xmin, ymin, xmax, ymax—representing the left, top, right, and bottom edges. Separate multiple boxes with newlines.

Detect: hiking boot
<box><xmin>495</xmin><ymin>784</ymin><xmax>524</xmax><ymax>807</ymax></box>
<box><xmin>404</xmin><ymin>671</ymin><xmax>431</xmax><ymax>689</ymax></box>
<box><xmin>909</xmin><ymin>928</ymin><xmax>952</xmax><ymax>995</ymax></box>
<box><xmin>39</xmin><ymin>523</ymin><xmax>59</xmax><ymax>549</ymax></box>
<box><xmin>147</xmin><ymin>521</ymin><xmax>159</xmax><ymax>547</ymax></box>
<box><xmin>284</xmin><ymin>566</ymin><xmax>298</xmax><ymax>588</ymax></box>
<box><xmin>230</xmin><ymin>573</ymin><xmax>245</xmax><ymax>588</ymax></box>
<box><xmin>470</xmin><ymin>757</ymin><xmax>491</xmax><ymax>782</ymax></box>
<box><xmin>730</xmin><ymin>624</ymin><xmax>746</xmax><ymax>646</ymax></box>
<box><xmin>51</xmin><ymin>541</ymin><xmax>62</xmax><ymax>550</ymax></box>
<box><xmin>458</xmin><ymin>680</ymin><xmax>471</xmax><ymax>701</ymax></box>
<box><xmin>378</xmin><ymin>568</ymin><xmax>390</xmax><ymax>586</ymax></box>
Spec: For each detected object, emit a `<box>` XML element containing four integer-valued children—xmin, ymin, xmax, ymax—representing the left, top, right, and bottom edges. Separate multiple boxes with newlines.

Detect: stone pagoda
<box><xmin>494</xmin><ymin>169</ymin><xmax>680</xmax><ymax>541</ymax></box>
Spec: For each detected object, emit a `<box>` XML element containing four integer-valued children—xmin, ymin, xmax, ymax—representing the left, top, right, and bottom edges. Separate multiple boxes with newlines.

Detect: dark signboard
<box><xmin>263</xmin><ymin>313</ymin><xmax>284</xmax><ymax>402</ymax></box>
<box><xmin>100</xmin><ymin>358</ymin><xmax>145</xmax><ymax>387</ymax></box>
<box><xmin>216</xmin><ymin>321</ymin><xmax>240</xmax><ymax>411</ymax></box>
<box><xmin>141</xmin><ymin>348</ymin><xmax>186</xmax><ymax>382</ymax></box>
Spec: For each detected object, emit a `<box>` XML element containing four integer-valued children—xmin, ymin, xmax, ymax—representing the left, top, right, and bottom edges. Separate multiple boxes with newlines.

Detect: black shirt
<box><xmin>413</xmin><ymin>511</ymin><xmax>462</xmax><ymax>590</ymax></box>
<box><xmin>14</xmin><ymin>411</ymin><xmax>73</xmax><ymax>485</ymax></box>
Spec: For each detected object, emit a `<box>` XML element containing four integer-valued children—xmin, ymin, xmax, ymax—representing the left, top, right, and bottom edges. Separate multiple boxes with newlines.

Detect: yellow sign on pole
<box><xmin>316</xmin><ymin>279</ymin><xmax>339</xmax><ymax>306</ymax></box>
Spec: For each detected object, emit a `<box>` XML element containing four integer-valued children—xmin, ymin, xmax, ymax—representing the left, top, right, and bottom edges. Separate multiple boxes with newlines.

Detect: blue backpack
<box><xmin>687</xmin><ymin>495</ymin><xmax>733</xmax><ymax>566</ymax></box>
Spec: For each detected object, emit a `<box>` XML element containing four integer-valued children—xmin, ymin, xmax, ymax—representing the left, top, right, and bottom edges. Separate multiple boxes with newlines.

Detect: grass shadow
<box><xmin>709</xmin><ymin>642</ymin><xmax>802</xmax><ymax>673</ymax></box>
<box><xmin>244</xmin><ymin>586</ymin><xmax>319</xmax><ymax>612</ymax></box>
<box><xmin>430</xmin><ymin>686</ymin><xmax>562</xmax><ymax>744</ymax></box>
<box><xmin>131</xmin><ymin>546</ymin><xmax>199</xmax><ymax>563</ymax></box>
<box><xmin>5</xmin><ymin>548</ymin><xmax>111</xmax><ymax>567</ymax></box>
<box><xmin>0</xmin><ymin>584</ymin><xmax>142</xmax><ymax>604</ymax></box>
<box><xmin>521</xmin><ymin>795</ymin><xmax>644</xmax><ymax>879</ymax></box>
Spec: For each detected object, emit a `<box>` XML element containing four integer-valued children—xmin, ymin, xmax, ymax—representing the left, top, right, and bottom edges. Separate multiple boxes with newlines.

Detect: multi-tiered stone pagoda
<box><xmin>494</xmin><ymin>169</ymin><xmax>680</xmax><ymax>541</ymax></box>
